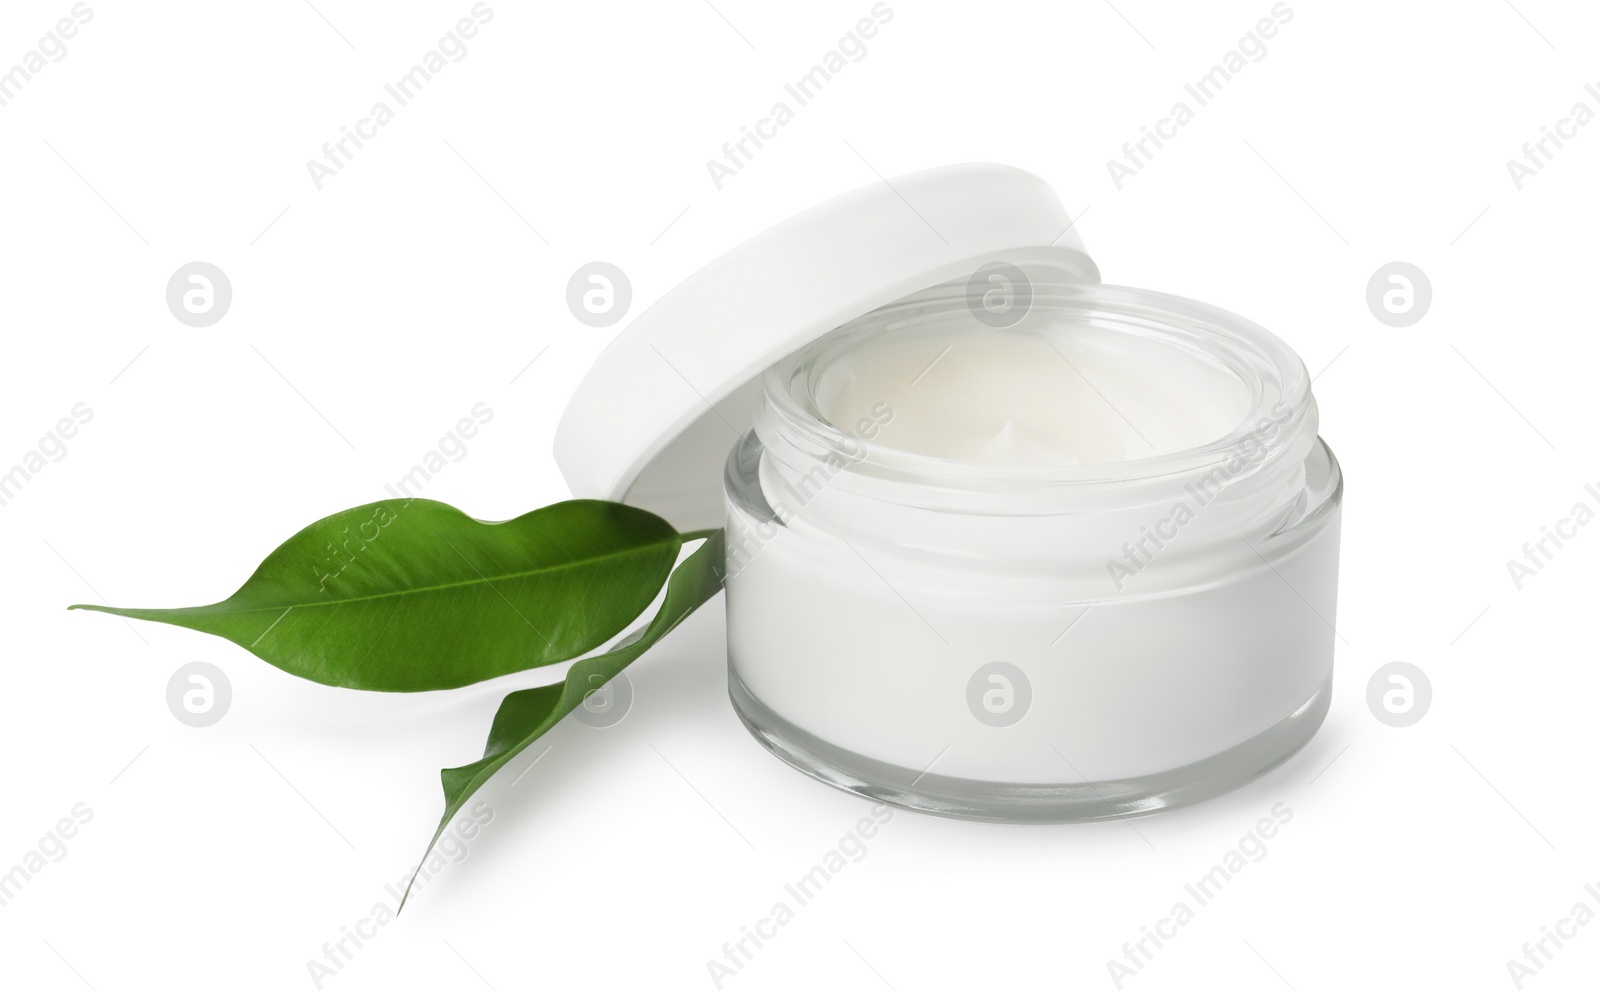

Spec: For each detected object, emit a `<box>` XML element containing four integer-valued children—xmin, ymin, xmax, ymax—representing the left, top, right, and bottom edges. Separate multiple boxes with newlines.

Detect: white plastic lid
<box><xmin>554</xmin><ymin>163</ymin><xmax>1099</xmax><ymax>530</ymax></box>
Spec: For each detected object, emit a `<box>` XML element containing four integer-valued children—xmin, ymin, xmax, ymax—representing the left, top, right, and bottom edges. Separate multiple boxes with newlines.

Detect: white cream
<box><xmin>813</xmin><ymin>322</ymin><xmax>1251</xmax><ymax>466</ymax></box>
<box><xmin>724</xmin><ymin>282</ymin><xmax>1342</xmax><ymax>817</ymax></box>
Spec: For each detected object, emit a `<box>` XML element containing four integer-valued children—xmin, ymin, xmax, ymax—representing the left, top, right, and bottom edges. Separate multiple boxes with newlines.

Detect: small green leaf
<box><xmin>71</xmin><ymin>499</ymin><xmax>685</xmax><ymax>692</ymax></box>
<box><xmin>401</xmin><ymin>529</ymin><xmax>725</xmax><ymax>910</ymax></box>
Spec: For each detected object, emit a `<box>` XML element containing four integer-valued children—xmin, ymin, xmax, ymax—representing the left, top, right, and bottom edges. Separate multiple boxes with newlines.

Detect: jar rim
<box><xmin>759</xmin><ymin>280</ymin><xmax>1317</xmax><ymax>494</ymax></box>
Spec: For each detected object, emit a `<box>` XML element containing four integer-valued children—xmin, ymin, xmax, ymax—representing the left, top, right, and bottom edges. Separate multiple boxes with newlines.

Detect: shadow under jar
<box><xmin>723</xmin><ymin>280</ymin><xmax>1342</xmax><ymax>822</ymax></box>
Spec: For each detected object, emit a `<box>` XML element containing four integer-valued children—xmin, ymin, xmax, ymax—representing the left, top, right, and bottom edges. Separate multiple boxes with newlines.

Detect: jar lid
<box><xmin>553</xmin><ymin>163</ymin><xmax>1100</xmax><ymax>530</ymax></box>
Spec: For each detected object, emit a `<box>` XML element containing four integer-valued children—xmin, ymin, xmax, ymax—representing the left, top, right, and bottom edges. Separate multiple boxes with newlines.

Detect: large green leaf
<box><xmin>70</xmin><ymin>499</ymin><xmax>686</xmax><ymax>692</ymax></box>
<box><xmin>401</xmin><ymin>529</ymin><xmax>725</xmax><ymax>909</ymax></box>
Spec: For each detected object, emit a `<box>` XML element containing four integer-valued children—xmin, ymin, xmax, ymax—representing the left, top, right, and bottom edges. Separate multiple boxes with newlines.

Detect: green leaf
<box><xmin>70</xmin><ymin>499</ymin><xmax>686</xmax><ymax>692</ymax></box>
<box><xmin>401</xmin><ymin>529</ymin><xmax>725</xmax><ymax>910</ymax></box>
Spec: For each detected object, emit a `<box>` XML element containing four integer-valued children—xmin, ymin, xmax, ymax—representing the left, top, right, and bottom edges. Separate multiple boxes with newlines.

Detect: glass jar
<box><xmin>722</xmin><ymin>279</ymin><xmax>1342</xmax><ymax>821</ymax></box>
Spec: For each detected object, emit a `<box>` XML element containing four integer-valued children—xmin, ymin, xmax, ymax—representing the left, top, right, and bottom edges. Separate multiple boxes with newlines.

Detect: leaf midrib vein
<box><xmin>211</xmin><ymin>538</ymin><xmax>680</xmax><ymax>615</ymax></box>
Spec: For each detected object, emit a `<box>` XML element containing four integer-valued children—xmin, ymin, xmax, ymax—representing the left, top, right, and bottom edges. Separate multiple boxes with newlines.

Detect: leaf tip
<box><xmin>396</xmin><ymin>872</ymin><xmax>417</xmax><ymax>915</ymax></box>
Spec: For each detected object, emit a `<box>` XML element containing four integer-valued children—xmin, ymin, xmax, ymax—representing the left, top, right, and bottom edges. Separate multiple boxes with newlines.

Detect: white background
<box><xmin>2</xmin><ymin>1</ymin><xmax>1598</xmax><ymax>988</ymax></box>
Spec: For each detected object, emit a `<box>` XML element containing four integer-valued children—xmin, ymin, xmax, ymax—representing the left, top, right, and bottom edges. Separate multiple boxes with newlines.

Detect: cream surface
<box><xmin>812</xmin><ymin>321</ymin><xmax>1251</xmax><ymax>466</ymax></box>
